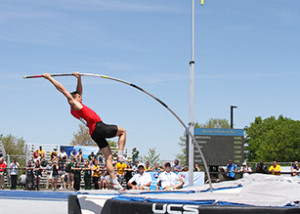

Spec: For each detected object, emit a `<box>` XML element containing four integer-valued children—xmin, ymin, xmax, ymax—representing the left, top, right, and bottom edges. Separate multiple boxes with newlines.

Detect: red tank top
<box><xmin>70</xmin><ymin>104</ymin><xmax>102</xmax><ymax>135</ymax></box>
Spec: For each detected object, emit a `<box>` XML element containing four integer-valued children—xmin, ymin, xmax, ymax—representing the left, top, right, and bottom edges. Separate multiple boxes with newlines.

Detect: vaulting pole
<box><xmin>24</xmin><ymin>72</ymin><xmax>213</xmax><ymax>192</ymax></box>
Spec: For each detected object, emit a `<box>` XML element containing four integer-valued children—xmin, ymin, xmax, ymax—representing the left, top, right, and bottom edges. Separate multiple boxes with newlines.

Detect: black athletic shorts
<box><xmin>91</xmin><ymin>121</ymin><xmax>118</xmax><ymax>149</ymax></box>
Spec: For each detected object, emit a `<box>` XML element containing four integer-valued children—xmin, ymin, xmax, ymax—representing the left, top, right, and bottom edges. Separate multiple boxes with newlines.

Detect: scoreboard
<box><xmin>187</xmin><ymin>128</ymin><xmax>244</xmax><ymax>166</ymax></box>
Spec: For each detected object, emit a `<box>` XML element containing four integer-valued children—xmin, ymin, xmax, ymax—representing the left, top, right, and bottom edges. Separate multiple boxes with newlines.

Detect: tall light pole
<box><xmin>188</xmin><ymin>0</ymin><xmax>195</xmax><ymax>186</ymax></box>
<box><xmin>230</xmin><ymin>105</ymin><xmax>237</xmax><ymax>129</ymax></box>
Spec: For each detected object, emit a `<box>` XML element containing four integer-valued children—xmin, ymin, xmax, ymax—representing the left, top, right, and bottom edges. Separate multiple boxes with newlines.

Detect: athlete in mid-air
<box><xmin>43</xmin><ymin>72</ymin><xmax>126</xmax><ymax>190</ymax></box>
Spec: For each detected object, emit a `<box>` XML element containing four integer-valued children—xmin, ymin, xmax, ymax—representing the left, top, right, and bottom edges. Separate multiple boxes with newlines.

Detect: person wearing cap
<box><xmin>156</xmin><ymin>162</ymin><xmax>184</xmax><ymax>191</ymax></box>
<box><xmin>239</xmin><ymin>162</ymin><xmax>252</xmax><ymax>178</ymax></box>
<box><xmin>128</xmin><ymin>163</ymin><xmax>152</xmax><ymax>190</ymax></box>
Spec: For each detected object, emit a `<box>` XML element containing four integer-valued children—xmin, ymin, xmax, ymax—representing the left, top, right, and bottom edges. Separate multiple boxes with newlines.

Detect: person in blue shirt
<box><xmin>226</xmin><ymin>160</ymin><xmax>237</xmax><ymax>180</ymax></box>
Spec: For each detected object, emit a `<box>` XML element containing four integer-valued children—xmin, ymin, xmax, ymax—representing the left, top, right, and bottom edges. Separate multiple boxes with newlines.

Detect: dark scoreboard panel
<box><xmin>187</xmin><ymin>128</ymin><xmax>244</xmax><ymax>166</ymax></box>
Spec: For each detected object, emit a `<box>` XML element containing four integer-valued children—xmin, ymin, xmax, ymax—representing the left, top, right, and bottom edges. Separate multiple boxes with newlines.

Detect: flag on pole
<box><xmin>201</xmin><ymin>0</ymin><xmax>204</xmax><ymax>5</ymax></box>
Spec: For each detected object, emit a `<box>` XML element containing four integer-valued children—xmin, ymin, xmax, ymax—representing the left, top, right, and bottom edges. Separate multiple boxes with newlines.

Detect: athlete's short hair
<box><xmin>70</xmin><ymin>91</ymin><xmax>80</xmax><ymax>98</ymax></box>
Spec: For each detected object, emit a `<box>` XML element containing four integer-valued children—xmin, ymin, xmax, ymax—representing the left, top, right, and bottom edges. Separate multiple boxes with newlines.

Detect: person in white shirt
<box><xmin>128</xmin><ymin>163</ymin><xmax>152</xmax><ymax>190</ymax></box>
<box><xmin>239</xmin><ymin>162</ymin><xmax>252</xmax><ymax>178</ymax></box>
<box><xmin>156</xmin><ymin>162</ymin><xmax>184</xmax><ymax>191</ymax></box>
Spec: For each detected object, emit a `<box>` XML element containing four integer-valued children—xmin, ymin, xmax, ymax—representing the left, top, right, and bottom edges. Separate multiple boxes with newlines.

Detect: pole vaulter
<box><xmin>24</xmin><ymin>73</ymin><xmax>213</xmax><ymax>192</ymax></box>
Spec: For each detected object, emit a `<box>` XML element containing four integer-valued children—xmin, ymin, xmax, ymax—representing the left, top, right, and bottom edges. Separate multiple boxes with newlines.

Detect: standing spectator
<box><xmin>40</xmin><ymin>158</ymin><xmax>48</xmax><ymax>167</ymax></box>
<box><xmin>92</xmin><ymin>159</ymin><xmax>101</xmax><ymax>189</ymax></box>
<box><xmin>10</xmin><ymin>158</ymin><xmax>19</xmax><ymax>190</ymax></box>
<box><xmin>32</xmin><ymin>149</ymin><xmax>39</xmax><ymax>163</ymax></box>
<box><xmin>34</xmin><ymin>160</ymin><xmax>42</xmax><ymax>190</ymax></box>
<box><xmin>45</xmin><ymin>162</ymin><xmax>52</xmax><ymax>190</ymax></box>
<box><xmin>38</xmin><ymin>146</ymin><xmax>45</xmax><ymax>160</ymax></box>
<box><xmin>194</xmin><ymin>164</ymin><xmax>201</xmax><ymax>172</ymax></box>
<box><xmin>145</xmin><ymin>161</ymin><xmax>151</xmax><ymax>171</ymax></box>
<box><xmin>239</xmin><ymin>162</ymin><xmax>252</xmax><ymax>177</ymax></box>
<box><xmin>24</xmin><ymin>160</ymin><xmax>34</xmax><ymax>190</ymax></box>
<box><xmin>128</xmin><ymin>163</ymin><xmax>152</xmax><ymax>190</ymax></box>
<box><xmin>51</xmin><ymin>162</ymin><xmax>59</xmax><ymax>191</ymax></box>
<box><xmin>172</xmin><ymin>159</ymin><xmax>183</xmax><ymax>174</ymax></box>
<box><xmin>256</xmin><ymin>161</ymin><xmax>268</xmax><ymax>174</ymax></box>
<box><xmin>0</xmin><ymin>150</ymin><xmax>3</xmax><ymax>160</ymax></box>
<box><xmin>66</xmin><ymin>159</ymin><xmax>75</xmax><ymax>190</ymax></box>
<box><xmin>59</xmin><ymin>148</ymin><xmax>68</xmax><ymax>163</ymax></box>
<box><xmin>0</xmin><ymin>157</ymin><xmax>7</xmax><ymax>189</ymax></box>
<box><xmin>269</xmin><ymin>161</ymin><xmax>281</xmax><ymax>175</ymax></box>
<box><xmin>83</xmin><ymin>159</ymin><xmax>91</xmax><ymax>190</ymax></box>
<box><xmin>58</xmin><ymin>162</ymin><xmax>66</xmax><ymax>190</ymax></box>
<box><xmin>226</xmin><ymin>160</ymin><xmax>238</xmax><ymax>180</ymax></box>
<box><xmin>132</xmin><ymin>147</ymin><xmax>139</xmax><ymax>164</ymax></box>
<box><xmin>156</xmin><ymin>162</ymin><xmax>185</xmax><ymax>191</ymax></box>
<box><xmin>292</xmin><ymin>161</ymin><xmax>300</xmax><ymax>176</ymax></box>
<box><xmin>72</xmin><ymin>162</ymin><xmax>82</xmax><ymax>191</ymax></box>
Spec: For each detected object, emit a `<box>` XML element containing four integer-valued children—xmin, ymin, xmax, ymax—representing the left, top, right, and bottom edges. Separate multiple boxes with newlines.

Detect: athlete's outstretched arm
<box><xmin>43</xmin><ymin>73</ymin><xmax>82</xmax><ymax>110</ymax></box>
<box><xmin>74</xmin><ymin>72</ymin><xmax>83</xmax><ymax>96</ymax></box>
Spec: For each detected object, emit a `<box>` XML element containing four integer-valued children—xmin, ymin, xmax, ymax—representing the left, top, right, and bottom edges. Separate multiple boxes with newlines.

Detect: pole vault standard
<box><xmin>24</xmin><ymin>73</ymin><xmax>213</xmax><ymax>192</ymax></box>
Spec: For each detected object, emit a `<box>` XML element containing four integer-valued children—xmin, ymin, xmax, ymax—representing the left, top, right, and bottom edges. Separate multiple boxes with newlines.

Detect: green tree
<box><xmin>0</xmin><ymin>134</ymin><xmax>26</xmax><ymax>166</ymax></box>
<box><xmin>176</xmin><ymin>119</ymin><xmax>230</xmax><ymax>165</ymax></box>
<box><xmin>143</xmin><ymin>148</ymin><xmax>160</xmax><ymax>166</ymax></box>
<box><xmin>245</xmin><ymin>115</ymin><xmax>300</xmax><ymax>162</ymax></box>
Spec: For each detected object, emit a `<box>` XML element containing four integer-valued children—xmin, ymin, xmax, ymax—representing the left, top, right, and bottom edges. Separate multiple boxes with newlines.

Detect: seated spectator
<box><xmin>0</xmin><ymin>157</ymin><xmax>7</xmax><ymax>189</ymax></box>
<box><xmin>156</xmin><ymin>162</ymin><xmax>184</xmax><ymax>191</ymax></box>
<box><xmin>256</xmin><ymin>161</ymin><xmax>268</xmax><ymax>174</ymax></box>
<box><xmin>96</xmin><ymin>150</ymin><xmax>104</xmax><ymax>163</ymax></box>
<box><xmin>76</xmin><ymin>149</ymin><xmax>84</xmax><ymax>163</ymax></box>
<box><xmin>88</xmin><ymin>151</ymin><xmax>96</xmax><ymax>161</ymax></box>
<box><xmin>269</xmin><ymin>161</ymin><xmax>281</xmax><ymax>175</ymax></box>
<box><xmin>59</xmin><ymin>148</ymin><xmax>68</xmax><ymax>163</ymax></box>
<box><xmin>100</xmin><ymin>171</ymin><xmax>108</xmax><ymax>190</ymax></box>
<box><xmin>115</xmin><ymin>160</ymin><xmax>127</xmax><ymax>176</ymax></box>
<box><xmin>38</xmin><ymin>146</ymin><xmax>45</xmax><ymax>160</ymax></box>
<box><xmin>32</xmin><ymin>149</ymin><xmax>39</xmax><ymax>163</ymax></box>
<box><xmin>40</xmin><ymin>158</ymin><xmax>48</xmax><ymax>167</ymax></box>
<box><xmin>132</xmin><ymin>160</ymin><xmax>139</xmax><ymax>171</ymax></box>
<box><xmin>194</xmin><ymin>164</ymin><xmax>201</xmax><ymax>172</ymax></box>
<box><xmin>70</xmin><ymin>149</ymin><xmax>77</xmax><ymax>161</ymax></box>
<box><xmin>112</xmin><ymin>152</ymin><xmax>118</xmax><ymax>164</ymax></box>
<box><xmin>144</xmin><ymin>161</ymin><xmax>151</xmax><ymax>171</ymax></box>
<box><xmin>50</xmin><ymin>148</ymin><xmax>59</xmax><ymax>162</ymax></box>
<box><xmin>239</xmin><ymin>162</ymin><xmax>252</xmax><ymax>177</ymax></box>
<box><xmin>172</xmin><ymin>159</ymin><xmax>183</xmax><ymax>174</ymax></box>
<box><xmin>128</xmin><ymin>163</ymin><xmax>152</xmax><ymax>190</ymax></box>
<box><xmin>292</xmin><ymin>161</ymin><xmax>300</xmax><ymax>176</ymax></box>
<box><xmin>0</xmin><ymin>150</ymin><xmax>3</xmax><ymax>160</ymax></box>
<box><xmin>10</xmin><ymin>158</ymin><xmax>19</xmax><ymax>190</ymax></box>
<box><xmin>124</xmin><ymin>164</ymin><xmax>134</xmax><ymax>189</ymax></box>
<box><xmin>151</xmin><ymin>163</ymin><xmax>163</xmax><ymax>173</ymax></box>
<box><xmin>226</xmin><ymin>159</ymin><xmax>238</xmax><ymax>180</ymax></box>
<box><xmin>19</xmin><ymin>172</ymin><xmax>26</xmax><ymax>188</ymax></box>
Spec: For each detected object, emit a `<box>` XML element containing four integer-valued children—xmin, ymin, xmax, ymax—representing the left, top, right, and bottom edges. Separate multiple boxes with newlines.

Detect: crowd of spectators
<box><xmin>0</xmin><ymin>146</ymin><xmax>299</xmax><ymax>191</ymax></box>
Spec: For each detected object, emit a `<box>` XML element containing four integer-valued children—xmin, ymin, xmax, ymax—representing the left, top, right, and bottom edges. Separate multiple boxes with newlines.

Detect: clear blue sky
<box><xmin>1</xmin><ymin>0</ymin><xmax>300</xmax><ymax>160</ymax></box>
